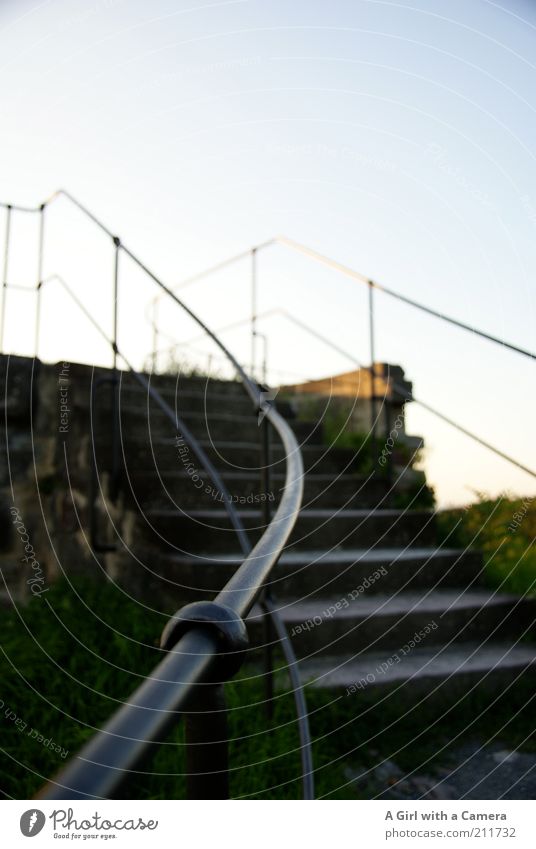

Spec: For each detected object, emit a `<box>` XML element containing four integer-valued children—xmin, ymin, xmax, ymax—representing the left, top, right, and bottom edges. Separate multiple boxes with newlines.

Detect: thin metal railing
<box><xmin>3</xmin><ymin>187</ymin><xmax>533</xmax><ymax>797</ymax></box>
<box><xmin>146</xmin><ymin>233</ymin><xmax>536</xmax><ymax>369</ymax></box>
<box><xmin>145</xmin><ymin>231</ymin><xmax>536</xmax><ymax>481</ymax></box>
<box><xmin>0</xmin><ymin>193</ymin><xmax>313</xmax><ymax>799</ymax></box>
<box><xmin>274</xmin><ymin>236</ymin><xmax>536</xmax><ymax>362</ymax></box>
<box><xmin>154</xmin><ymin>306</ymin><xmax>536</xmax><ymax>481</ymax></box>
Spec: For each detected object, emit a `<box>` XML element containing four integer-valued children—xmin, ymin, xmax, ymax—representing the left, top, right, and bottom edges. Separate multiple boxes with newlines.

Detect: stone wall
<box><xmin>0</xmin><ymin>355</ymin><xmax>121</xmax><ymax>604</ymax></box>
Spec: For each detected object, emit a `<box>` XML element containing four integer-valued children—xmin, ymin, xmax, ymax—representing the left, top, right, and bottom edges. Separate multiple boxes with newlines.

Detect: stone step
<box><xmin>96</xmin><ymin>437</ymin><xmax>364</xmax><ymax>477</ymax></box>
<box><xmin>132</xmin><ymin>507</ymin><xmax>436</xmax><ymax>553</ymax></box>
<box><xmin>113</xmin><ymin>385</ymin><xmax>293</xmax><ymax>418</ymax></box>
<box><xmin>94</xmin><ymin>407</ymin><xmax>323</xmax><ymax>446</ymax></box>
<box><xmin>90</xmin><ymin>381</ymin><xmax>260</xmax><ymax>421</ymax></box>
<box><xmin>111</xmin><ymin>546</ymin><xmax>484</xmax><ymax>608</ymax></box>
<box><xmin>165</xmin><ymin>547</ymin><xmax>483</xmax><ymax>600</ymax></box>
<box><xmin>125</xmin><ymin>470</ymin><xmax>393</xmax><ymax>511</ymax></box>
<box><xmin>298</xmin><ymin>642</ymin><xmax>536</xmax><ymax>703</ymax></box>
<box><xmin>246</xmin><ymin>590</ymin><xmax>536</xmax><ymax>657</ymax></box>
<box><xmin>67</xmin><ymin>366</ymin><xmax>255</xmax><ymax>402</ymax></box>
<box><xmin>123</xmin><ymin>373</ymin><xmax>251</xmax><ymax>399</ymax></box>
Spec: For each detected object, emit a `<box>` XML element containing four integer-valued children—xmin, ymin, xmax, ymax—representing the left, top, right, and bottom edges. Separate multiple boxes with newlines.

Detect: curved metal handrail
<box><xmin>37</xmin><ymin>191</ymin><xmax>307</xmax><ymax>610</ymax></box>
<box><xmin>154</xmin><ymin>303</ymin><xmax>536</xmax><ymax>481</ymax></box>
<box><xmin>3</xmin><ymin>195</ymin><xmax>535</xmax><ymax>360</ymax></box>
<box><xmin>40</xmin><ymin>274</ymin><xmax>252</xmax><ymax>555</ymax></box>
<box><xmin>2</xmin><ymin>191</ymin><xmax>312</xmax><ymax>799</ymax></box>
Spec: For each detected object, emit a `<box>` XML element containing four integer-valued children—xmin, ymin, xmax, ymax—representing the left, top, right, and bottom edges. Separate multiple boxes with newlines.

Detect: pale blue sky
<box><xmin>1</xmin><ymin>0</ymin><xmax>535</xmax><ymax>505</ymax></box>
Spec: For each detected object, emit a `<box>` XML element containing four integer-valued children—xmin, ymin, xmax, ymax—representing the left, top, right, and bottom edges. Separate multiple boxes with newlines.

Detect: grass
<box><xmin>437</xmin><ymin>492</ymin><xmax>536</xmax><ymax>597</ymax></box>
<box><xmin>1</xmin><ymin>576</ymin><xmax>536</xmax><ymax>799</ymax></box>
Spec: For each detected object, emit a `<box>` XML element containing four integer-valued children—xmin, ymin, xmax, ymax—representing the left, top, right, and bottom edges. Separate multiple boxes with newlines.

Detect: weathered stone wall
<box><xmin>0</xmin><ymin>355</ymin><xmax>120</xmax><ymax>604</ymax></box>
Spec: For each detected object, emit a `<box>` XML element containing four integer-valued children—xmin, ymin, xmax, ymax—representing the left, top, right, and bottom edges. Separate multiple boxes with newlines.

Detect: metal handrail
<box><xmin>40</xmin><ymin>273</ymin><xmax>252</xmax><ymax>555</ymax></box>
<box><xmin>0</xmin><ymin>193</ymin><xmax>312</xmax><ymax>798</ymax></box>
<box><xmin>3</xmin><ymin>197</ymin><xmax>535</xmax><ymax>361</ymax></box>
<box><xmin>141</xmin><ymin>230</ymin><xmax>536</xmax><ymax>364</ymax></box>
<box><xmin>155</xmin><ymin>305</ymin><xmax>536</xmax><ymax>481</ymax></box>
<box><xmin>274</xmin><ymin>236</ymin><xmax>536</xmax><ymax>362</ymax></box>
<box><xmin>144</xmin><ymin>230</ymin><xmax>536</xmax><ymax>478</ymax></box>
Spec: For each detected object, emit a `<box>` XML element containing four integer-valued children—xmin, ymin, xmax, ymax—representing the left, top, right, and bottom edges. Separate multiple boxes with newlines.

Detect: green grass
<box><xmin>437</xmin><ymin>492</ymin><xmax>536</xmax><ymax>597</ymax></box>
<box><xmin>1</xmin><ymin>577</ymin><xmax>536</xmax><ymax>799</ymax></box>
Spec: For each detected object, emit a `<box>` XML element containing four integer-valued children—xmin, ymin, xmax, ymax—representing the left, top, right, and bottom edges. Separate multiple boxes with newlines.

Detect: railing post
<box><xmin>184</xmin><ymin>683</ymin><xmax>230</xmax><ymax>799</ymax></box>
<box><xmin>0</xmin><ymin>204</ymin><xmax>11</xmax><ymax>354</ymax></box>
<box><xmin>368</xmin><ymin>279</ymin><xmax>377</xmax><ymax>465</ymax></box>
<box><xmin>259</xmin><ymin>396</ymin><xmax>275</xmax><ymax>719</ymax></box>
<box><xmin>160</xmin><ymin>600</ymin><xmax>250</xmax><ymax>801</ymax></box>
<box><xmin>383</xmin><ymin>388</ymin><xmax>393</xmax><ymax>484</ymax></box>
<box><xmin>259</xmin><ymin>332</ymin><xmax>268</xmax><ymax>385</ymax></box>
<box><xmin>384</xmin><ymin>363</ymin><xmax>396</xmax><ymax>483</ymax></box>
<box><xmin>251</xmin><ymin>247</ymin><xmax>257</xmax><ymax>380</ymax></box>
<box><xmin>151</xmin><ymin>296</ymin><xmax>159</xmax><ymax>372</ymax></box>
<box><xmin>112</xmin><ymin>237</ymin><xmax>120</xmax><ymax>371</ymax></box>
<box><xmin>110</xmin><ymin>237</ymin><xmax>121</xmax><ymax>500</ymax></box>
<box><xmin>90</xmin><ymin>376</ymin><xmax>119</xmax><ymax>553</ymax></box>
<box><xmin>34</xmin><ymin>204</ymin><xmax>45</xmax><ymax>358</ymax></box>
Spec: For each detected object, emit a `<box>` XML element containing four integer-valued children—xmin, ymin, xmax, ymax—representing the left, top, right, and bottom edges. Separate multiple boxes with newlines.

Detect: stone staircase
<box><xmin>105</xmin><ymin>368</ymin><xmax>536</xmax><ymax>708</ymax></box>
<box><xmin>1</xmin><ymin>356</ymin><xmax>536</xmax><ymax>711</ymax></box>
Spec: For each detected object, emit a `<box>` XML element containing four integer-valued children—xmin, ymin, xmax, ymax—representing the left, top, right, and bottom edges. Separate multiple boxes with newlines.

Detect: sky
<box><xmin>1</xmin><ymin>0</ymin><xmax>535</xmax><ymax>506</ymax></box>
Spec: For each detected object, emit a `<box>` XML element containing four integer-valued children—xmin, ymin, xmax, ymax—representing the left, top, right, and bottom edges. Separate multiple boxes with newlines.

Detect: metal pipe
<box><xmin>383</xmin><ymin>380</ymin><xmax>393</xmax><ymax>483</ymax></box>
<box><xmin>34</xmin><ymin>205</ymin><xmax>45</xmax><ymax>358</ymax></box>
<box><xmin>260</xmin><ymin>415</ymin><xmax>274</xmax><ymax>719</ymax></box>
<box><xmin>36</xmin><ymin>627</ymin><xmax>220</xmax><ymax>800</ymax></box>
<box><xmin>184</xmin><ymin>683</ymin><xmax>230</xmax><ymax>799</ymax></box>
<box><xmin>275</xmin><ymin>236</ymin><xmax>536</xmax><ymax>361</ymax></box>
<box><xmin>262</xmin><ymin>596</ymin><xmax>315</xmax><ymax>800</ymax></box>
<box><xmin>0</xmin><ymin>205</ymin><xmax>11</xmax><ymax>353</ymax></box>
<box><xmin>89</xmin><ymin>375</ymin><xmax>118</xmax><ymax>554</ymax></box>
<box><xmin>368</xmin><ymin>279</ymin><xmax>377</xmax><ymax>462</ymax></box>
<box><xmin>7</xmin><ymin>193</ymin><xmax>311</xmax><ymax>799</ymax></box>
<box><xmin>173</xmin><ymin>241</ymin><xmax>274</xmax><ymax>294</ymax></box>
<box><xmin>40</xmin><ymin>273</ymin><xmax>253</xmax><ymax>554</ymax></box>
<box><xmin>262</xmin><ymin>335</ymin><xmax>268</xmax><ymax>385</ymax></box>
<box><xmin>274</xmin><ymin>309</ymin><xmax>536</xmax><ymax>479</ymax></box>
<box><xmin>214</xmin><ymin>409</ymin><xmax>303</xmax><ymax>621</ymax></box>
<box><xmin>251</xmin><ymin>247</ymin><xmax>257</xmax><ymax>380</ymax></box>
<box><xmin>10</xmin><ymin>190</ymin><xmax>536</xmax><ymax>361</ymax></box>
<box><xmin>112</xmin><ymin>238</ymin><xmax>120</xmax><ymax>371</ymax></box>
<box><xmin>262</xmin><ymin>609</ymin><xmax>275</xmax><ymax>721</ymax></box>
<box><xmin>151</xmin><ymin>297</ymin><xmax>159</xmax><ymax>372</ymax></box>
<box><xmin>111</xmin><ymin>240</ymin><xmax>121</xmax><ymax>500</ymax></box>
